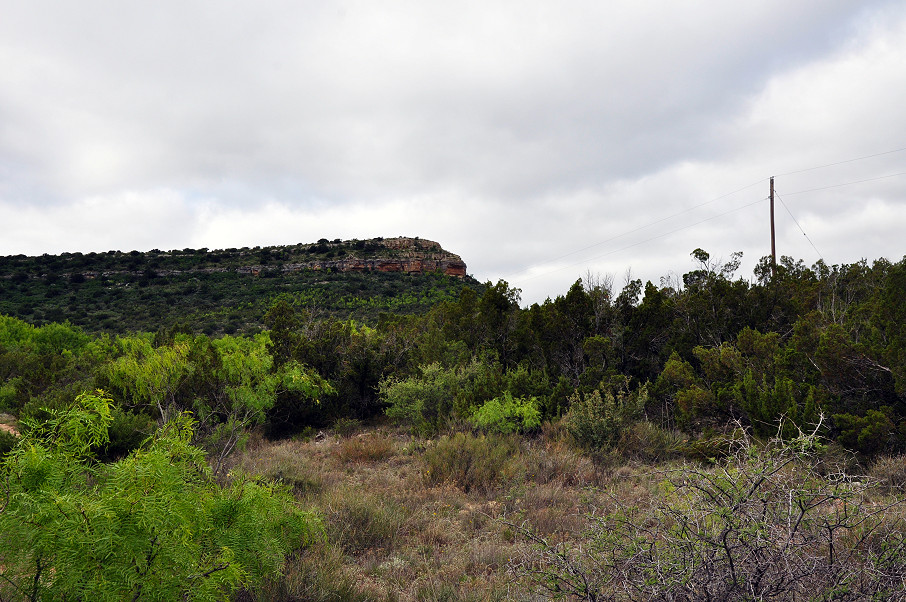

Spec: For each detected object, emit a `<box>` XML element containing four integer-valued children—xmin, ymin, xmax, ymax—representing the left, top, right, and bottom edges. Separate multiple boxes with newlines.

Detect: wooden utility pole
<box><xmin>770</xmin><ymin>176</ymin><xmax>776</xmax><ymax>277</ymax></box>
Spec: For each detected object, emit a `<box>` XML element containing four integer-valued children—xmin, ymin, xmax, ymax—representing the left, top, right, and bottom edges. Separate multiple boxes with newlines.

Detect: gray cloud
<box><xmin>1</xmin><ymin>0</ymin><xmax>905</xmax><ymax>303</ymax></box>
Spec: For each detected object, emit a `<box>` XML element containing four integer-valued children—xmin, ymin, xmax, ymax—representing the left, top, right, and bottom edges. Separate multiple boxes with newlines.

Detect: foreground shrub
<box><xmin>513</xmin><ymin>422</ymin><xmax>906</xmax><ymax>600</ymax></box>
<box><xmin>423</xmin><ymin>432</ymin><xmax>519</xmax><ymax>494</ymax></box>
<box><xmin>0</xmin><ymin>392</ymin><xmax>322</xmax><ymax>601</ymax></box>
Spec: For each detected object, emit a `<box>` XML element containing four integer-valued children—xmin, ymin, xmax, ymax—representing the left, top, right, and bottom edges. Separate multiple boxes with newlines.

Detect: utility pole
<box><xmin>770</xmin><ymin>176</ymin><xmax>776</xmax><ymax>278</ymax></box>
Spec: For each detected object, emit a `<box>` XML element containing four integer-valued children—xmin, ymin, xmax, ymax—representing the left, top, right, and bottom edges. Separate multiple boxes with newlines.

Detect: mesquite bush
<box><xmin>512</xmin><ymin>421</ymin><xmax>906</xmax><ymax>601</ymax></box>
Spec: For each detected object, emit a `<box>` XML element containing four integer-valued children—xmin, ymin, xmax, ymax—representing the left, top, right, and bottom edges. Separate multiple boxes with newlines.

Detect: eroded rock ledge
<box><xmin>289</xmin><ymin>237</ymin><xmax>467</xmax><ymax>278</ymax></box>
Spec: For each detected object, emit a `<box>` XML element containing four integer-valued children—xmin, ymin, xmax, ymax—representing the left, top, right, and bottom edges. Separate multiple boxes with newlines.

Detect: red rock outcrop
<box><xmin>300</xmin><ymin>238</ymin><xmax>467</xmax><ymax>278</ymax></box>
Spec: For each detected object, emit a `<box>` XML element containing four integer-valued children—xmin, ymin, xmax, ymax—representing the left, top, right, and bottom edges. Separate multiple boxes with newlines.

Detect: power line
<box><xmin>585</xmin><ymin>197</ymin><xmax>767</xmax><ymax>263</ymax></box>
<box><xmin>776</xmin><ymin>146</ymin><xmax>906</xmax><ymax>177</ymax></box>
<box><xmin>506</xmin><ymin>144</ymin><xmax>906</xmax><ymax>287</ymax></box>
<box><xmin>780</xmin><ymin>171</ymin><xmax>906</xmax><ymax>196</ymax></box>
<box><xmin>773</xmin><ymin>190</ymin><xmax>823</xmax><ymax>262</ymax></box>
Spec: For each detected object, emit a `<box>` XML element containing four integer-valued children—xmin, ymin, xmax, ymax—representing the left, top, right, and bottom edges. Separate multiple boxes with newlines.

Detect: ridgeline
<box><xmin>0</xmin><ymin>237</ymin><xmax>480</xmax><ymax>334</ymax></box>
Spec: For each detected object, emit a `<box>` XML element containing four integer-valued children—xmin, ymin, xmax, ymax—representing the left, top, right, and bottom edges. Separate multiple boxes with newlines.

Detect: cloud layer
<box><xmin>1</xmin><ymin>0</ymin><xmax>904</xmax><ymax>303</ymax></box>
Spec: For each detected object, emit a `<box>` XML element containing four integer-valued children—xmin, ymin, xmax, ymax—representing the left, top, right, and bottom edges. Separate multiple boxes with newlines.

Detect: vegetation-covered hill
<box><xmin>0</xmin><ymin>237</ymin><xmax>479</xmax><ymax>334</ymax></box>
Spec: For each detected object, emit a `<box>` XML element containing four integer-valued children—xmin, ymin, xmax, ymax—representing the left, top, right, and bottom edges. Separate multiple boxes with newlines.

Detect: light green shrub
<box><xmin>0</xmin><ymin>391</ymin><xmax>322</xmax><ymax>601</ymax></box>
<box><xmin>381</xmin><ymin>362</ymin><xmax>460</xmax><ymax>435</ymax></box>
<box><xmin>381</xmin><ymin>359</ymin><xmax>539</xmax><ymax>435</ymax></box>
<box><xmin>470</xmin><ymin>392</ymin><xmax>541</xmax><ymax>434</ymax></box>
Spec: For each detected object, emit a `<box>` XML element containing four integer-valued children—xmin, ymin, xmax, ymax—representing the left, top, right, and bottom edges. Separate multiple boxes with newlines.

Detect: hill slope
<box><xmin>0</xmin><ymin>237</ymin><xmax>478</xmax><ymax>334</ymax></box>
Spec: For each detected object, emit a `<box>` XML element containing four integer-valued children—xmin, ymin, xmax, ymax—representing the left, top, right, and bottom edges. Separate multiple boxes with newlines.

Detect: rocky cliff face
<box><xmin>297</xmin><ymin>237</ymin><xmax>467</xmax><ymax>278</ymax></box>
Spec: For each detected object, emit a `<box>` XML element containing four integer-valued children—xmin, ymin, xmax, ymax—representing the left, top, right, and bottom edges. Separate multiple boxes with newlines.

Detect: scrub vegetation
<box><xmin>3</xmin><ymin>246</ymin><xmax>906</xmax><ymax>600</ymax></box>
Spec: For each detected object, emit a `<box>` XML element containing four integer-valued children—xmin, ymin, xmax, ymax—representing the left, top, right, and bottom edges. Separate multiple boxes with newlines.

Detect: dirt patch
<box><xmin>0</xmin><ymin>423</ymin><xmax>20</xmax><ymax>437</ymax></box>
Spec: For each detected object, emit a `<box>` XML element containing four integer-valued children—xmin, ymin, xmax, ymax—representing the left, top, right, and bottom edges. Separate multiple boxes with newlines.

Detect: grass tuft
<box><xmin>334</xmin><ymin>431</ymin><xmax>397</xmax><ymax>464</ymax></box>
<box><xmin>422</xmin><ymin>432</ymin><xmax>519</xmax><ymax>495</ymax></box>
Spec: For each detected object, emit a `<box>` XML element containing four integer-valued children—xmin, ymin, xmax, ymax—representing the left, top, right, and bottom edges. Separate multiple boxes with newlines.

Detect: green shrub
<box><xmin>0</xmin><ymin>427</ymin><xmax>17</xmax><ymax>458</ymax></box>
<box><xmin>381</xmin><ymin>363</ymin><xmax>461</xmax><ymax>435</ymax></box>
<box><xmin>834</xmin><ymin>408</ymin><xmax>897</xmax><ymax>455</ymax></box>
<box><xmin>331</xmin><ymin>416</ymin><xmax>362</xmax><ymax>437</ymax></box>
<box><xmin>736</xmin><ymin>371</ymin><xmax>820</xmax><ymax>438</ymax></box>
<box><xmin>382</xmin><ymin>360</ymin><xmax>539</xmax><ymax>436</ymax></box>
<box><xmin>452</xmin><ymin>355</ymin><xmax>506</xmax><ymax>415</ymax></box>
<box><xmin>565</xmin><ymin>378</ymin><xmax>647</xmax><ymax>452</ymax></box>
<box><xmin>0</xmin><ymin>380</ymin><xmax>20</xmax><ymax>413</ymax></box>
<box><xmin>469</xmin><ymin>392</ymin><xmax>540</xmax><ymax>434</ymax></box>
<box><xmin>101</xmin><ymin>406</ymin><xmax>155</xmax><ymax>460</ymax></box>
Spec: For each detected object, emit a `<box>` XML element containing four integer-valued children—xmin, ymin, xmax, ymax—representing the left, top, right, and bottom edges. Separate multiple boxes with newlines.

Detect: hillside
<box><xmin>0</xmin><ymin>237</ymin><xmax>479</xmax><ymax>334</ymax></box>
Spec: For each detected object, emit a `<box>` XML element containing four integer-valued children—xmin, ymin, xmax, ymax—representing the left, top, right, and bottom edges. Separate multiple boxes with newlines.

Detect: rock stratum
<box><xmin>254</xmin><ymin>237</ymin><xmax>468</xmax><ymax>279</ymax></box>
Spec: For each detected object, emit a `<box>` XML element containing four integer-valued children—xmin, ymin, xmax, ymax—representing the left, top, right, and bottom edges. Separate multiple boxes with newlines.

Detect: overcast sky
<box><xmin>2</xmin><ymin>1</ymin><xmax>904</xmax><ymax>304</ymax></box>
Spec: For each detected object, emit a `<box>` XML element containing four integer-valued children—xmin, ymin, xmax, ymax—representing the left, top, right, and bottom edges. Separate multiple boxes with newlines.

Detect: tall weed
<box><xmin>422</xmin><ymin>432</ymin><xmax>519</xmax><ymax>494</ymax></box>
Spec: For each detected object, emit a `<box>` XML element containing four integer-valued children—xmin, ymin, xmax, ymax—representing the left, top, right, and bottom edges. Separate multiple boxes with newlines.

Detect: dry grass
<box><xmin>334</xmin><ymin>431</ymin><xmax>397</xmax><ymax>464</ymax></box>
<box><xmin>229</xmin><ymin>438</ymin><xmax>334</xmax><ymax>496</ymax></box>
<box><xmin>421</xmin><ymin>432</ymin><xmax>520</xmax><ymax>495</ymax></box>
<box><xmin>869</xmin><ymin>454</ymin><xmax>906</xmax><ymax>494</ymax></box>
<box><xmin>231</xmin><ymin>423</ymin><xmax>660</xmax><ymax>601</ymax></box>
<box><xmin>324</xmin><ymin>487</ymin><xmax>408</xmax><ymax>557</ymax></box>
